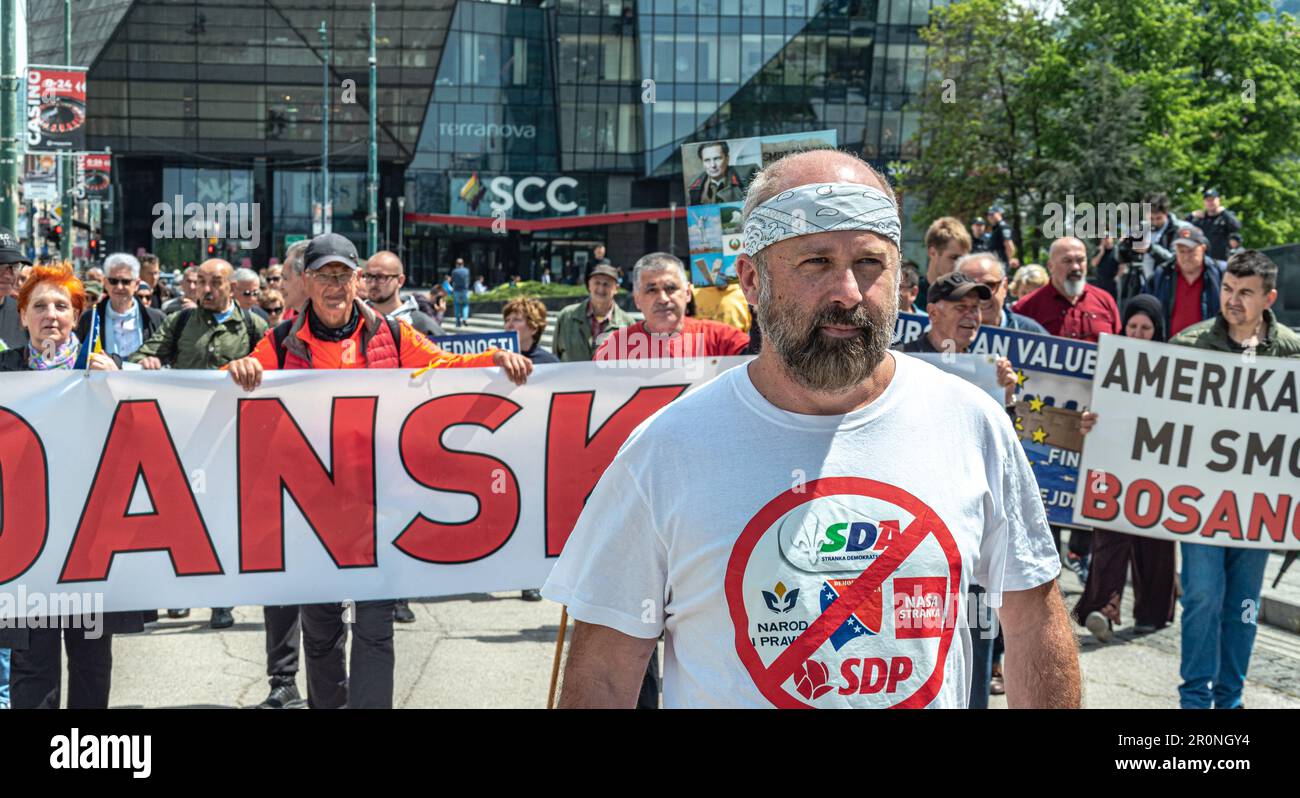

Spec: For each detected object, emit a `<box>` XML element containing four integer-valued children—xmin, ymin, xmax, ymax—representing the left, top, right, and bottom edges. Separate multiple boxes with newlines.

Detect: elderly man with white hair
<box><xmin>593</xmin><ymin>252</ymin><xmax>749</xmax><ymax>361</ymax></box>
<box><xmin>545</xmin><ymin>149</ymin><xmax>1080</xmax><ymax>709</ymax></box>
<box><xmin>955</xmin><ymin>251</ymin><xmax>1047</xmax><ymax>333</ymax></box>
<box><xmin>74</xmin><ymin>252</ymin><xmax>166</xmax><ymax>358</ymax></box>
<box><xmin>231</xmin><ymin>266</ymin><xmax>270</xmax><ymax>320</ymax></box>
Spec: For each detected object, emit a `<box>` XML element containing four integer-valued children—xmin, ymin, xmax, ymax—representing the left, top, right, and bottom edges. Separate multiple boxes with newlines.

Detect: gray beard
<box><xmin>755</xmin><ymin>269</ymin><xmax>897</xmax><ymax>394</ymax></box>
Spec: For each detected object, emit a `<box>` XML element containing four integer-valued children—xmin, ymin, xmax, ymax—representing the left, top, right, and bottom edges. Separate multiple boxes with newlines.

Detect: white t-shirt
<box><xmin>542</xmin><ymin>351</ymin><xmax>1059</xmax><ymax>709</ymax></box>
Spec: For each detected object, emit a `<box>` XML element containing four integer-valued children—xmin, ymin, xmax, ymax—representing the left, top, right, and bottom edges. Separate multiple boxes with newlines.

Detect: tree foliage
<box><xmin>900</xmin><ymin>0</ymin><xmax>1300</xmax><ymax>257</ymax></box>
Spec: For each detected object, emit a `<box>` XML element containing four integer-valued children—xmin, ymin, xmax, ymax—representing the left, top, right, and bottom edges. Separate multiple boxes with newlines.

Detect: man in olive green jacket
<box><xmin>552</xmin><ymin>262</ymin><xmax>635</xmax><ymax>362</ymax></box>
<box><xmin>130</xmin><ymin>258</ymin><xmax>269</xmax><ymax>371</ymax></box>
<box><xmin>1167</xmin><ymin>250</ymin><xmax>1297</xmax><ymax>710</ymax></box>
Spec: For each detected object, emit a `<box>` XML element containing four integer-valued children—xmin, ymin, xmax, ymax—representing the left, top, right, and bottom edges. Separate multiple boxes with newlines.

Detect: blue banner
<box><xmin>893</xmin><ymin>312</ymin><xmax>1097</xmax><ymax>526</ymax></box>
<box><xmin>431</xmin><ymin>330</ymin><xmax>520</xmax><ymax>355</ymax></box>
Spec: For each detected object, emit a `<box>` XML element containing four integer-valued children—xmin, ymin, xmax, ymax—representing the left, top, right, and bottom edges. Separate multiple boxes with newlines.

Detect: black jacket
<box><xmin>74</xmin><ymin>296</ymin><xmax>167</xmax><ymax>359</ymax></box>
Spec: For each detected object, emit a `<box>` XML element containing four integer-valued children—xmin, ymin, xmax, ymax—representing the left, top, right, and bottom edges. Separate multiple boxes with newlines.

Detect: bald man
<box><xmin>364</xmin><ymin>250</ymin><xmax>444</xmax><ymax>338</ymax></box>
<box><xmin>1011</xmin><ymin>237</ymin><xmax>1120</xmax><ymax>342</ymax></box>
<box><xmin>544</xmin><ymin>149</ymin><xmax>1080</xmax><ymax>709</ymax></box>
<box><xmin>128</xmin><ymin>258</ymin><xmax>269</xmax><ymax>630</ymax></box>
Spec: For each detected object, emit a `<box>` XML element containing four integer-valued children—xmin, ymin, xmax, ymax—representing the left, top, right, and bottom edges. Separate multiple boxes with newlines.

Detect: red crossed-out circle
<box><xmin>725</xmin><ymin>477</ymin><xmax>962</xmax><ymax>709</ymax></box>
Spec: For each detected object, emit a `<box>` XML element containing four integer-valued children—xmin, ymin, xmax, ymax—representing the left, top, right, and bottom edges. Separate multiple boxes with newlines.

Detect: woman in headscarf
<box><xmin>0</xmin><ymin>264</ymin><xmax>146</xmax><ymax>708</ymax></box>
<box><xmin>1073</xmin><ymin>293</ymin><xmax>1176</xmax><ymax>642</ymax></box>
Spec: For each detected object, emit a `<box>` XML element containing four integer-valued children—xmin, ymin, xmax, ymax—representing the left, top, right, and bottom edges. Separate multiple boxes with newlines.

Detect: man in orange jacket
<box><xmin>226</xmin><ymin>233</ymin><xmax>532</xmax><ymax>708</ymax></box>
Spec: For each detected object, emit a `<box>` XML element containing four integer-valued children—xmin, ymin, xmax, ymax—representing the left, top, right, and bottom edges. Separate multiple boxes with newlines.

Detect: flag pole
<box><xmin>547</xmin><ymin>605</ymin><xmax>569</xmax><ymax>709</ymax></box>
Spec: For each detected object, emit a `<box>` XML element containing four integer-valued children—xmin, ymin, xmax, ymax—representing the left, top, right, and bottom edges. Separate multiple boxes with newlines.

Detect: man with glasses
<box><xmin>0</xmin><ymin>226</ymin><xmax>34</xmax><ymax>349</ymax></box>
<box><xmin>264</xmin><ymin>263</ymin><xmax>284</xmax><ymax>292</ymax></box>
<box><xmin>224</xmin><ymin>233</ymin><xmax>533</xmax><ymax>709</ymax></box>
<box><xmin>233</xmin><ymin>267</ymin><xmax>270</xmax><ymax>321</ymax></box>
<box><xmin>364</xmin><ymin>250</ymin><xmax>444</xmax><ymax>339</ymax></box>
<box><xmin>1012</xmin><ymin>237</ymin><xmax>1120</xmax><ymax>343</ymax></box>
<box><xmin>956</xmin><ymin>252</ymin><xmax>1047</xmax><ymax>333</ymax></box>
<box><xmin>75</xmin><ymin>253</ymin><xmax>167</xmax><ymax>358</ymax></box>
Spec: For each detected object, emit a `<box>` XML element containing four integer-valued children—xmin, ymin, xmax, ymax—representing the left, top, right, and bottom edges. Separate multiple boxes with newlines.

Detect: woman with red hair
<box><xmin>0</xmin><ymin>263</ymin><xmax>119</xmax><ymax>371</ymax></box>
<box><xmin>0</xmin><ymin>264</ymin><xmax>146</xmax><ymax>708</ymax></box>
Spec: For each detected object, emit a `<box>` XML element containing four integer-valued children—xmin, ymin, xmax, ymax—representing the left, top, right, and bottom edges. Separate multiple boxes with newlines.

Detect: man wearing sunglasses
<box><xmin>74</xmin><ymin>252</ymin><xmax>167</xmax><ymax>359</ymax></box>
<box><xmin>232</xmin><ymin>267</ymin><xmax>270</xmax><ymax>321</ymax></box>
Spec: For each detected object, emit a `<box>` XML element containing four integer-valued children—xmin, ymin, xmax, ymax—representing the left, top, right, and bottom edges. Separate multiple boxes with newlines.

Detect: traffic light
<box><xmin>88</xmin><ymin>238</ymin><xmax>100</xmax><ymax>257</ymax></box>
<box><xmin>207</xmin><ymin>243</ymin><xmax>216</xmax><ymax>255</ymax></box>
<box><xmin>49</xmin><ymin>224</ymin><xmax>62</xmax><ymax>247</ymax></box>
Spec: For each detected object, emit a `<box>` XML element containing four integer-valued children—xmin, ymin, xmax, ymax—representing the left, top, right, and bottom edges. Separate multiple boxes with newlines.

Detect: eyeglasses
<box><xmin>308</xmin><ymin>270</ymin><xmax>355</xmax><ymax>287</ymax></box>
<box><xmin>266</xmin><ymin>276</ymin><xmax>282</xmax><ymax>283</ymax></box>
<box><xmin>981</xmin><ymin>280</ymin><xmax>1004</xmax><ymax>293</ymax></box>
<box><xmin>361</xmin><ymin>273</ymin><xmax>399</xmax><ymax>283</ymax></box>
<box><xmin>263</xmin><ymin>305</ymin><xmax>284</xmax><ymax>313</ymax></box>
<box><xmin>241</xmin><ymin>289</ymin><xmax>259</xmax><ymax>297</ymax></box>
<box><xmin>107</xmin><ymin>277</ymin><xmax>134</xmax><ymax>287</ymax></box>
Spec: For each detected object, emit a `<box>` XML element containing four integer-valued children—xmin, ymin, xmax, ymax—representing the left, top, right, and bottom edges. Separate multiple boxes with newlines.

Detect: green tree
<box><xmin>902</xmin><ymin>0</ymin><xmax>1300</xmax><ymax>256</ymax></box>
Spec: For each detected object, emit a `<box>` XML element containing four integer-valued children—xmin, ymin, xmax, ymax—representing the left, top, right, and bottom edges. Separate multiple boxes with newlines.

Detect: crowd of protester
<box><xmin>0</xmin><ymin>174</ymin><xmax>1292</xmax><ymax>710</ymax></box>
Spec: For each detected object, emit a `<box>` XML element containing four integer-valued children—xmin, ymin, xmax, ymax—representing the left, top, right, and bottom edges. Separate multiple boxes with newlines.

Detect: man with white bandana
<box><xmin>544</xmin><ymin>150</ymin><xmax>1080</xmax><ymax>709</ymax></box>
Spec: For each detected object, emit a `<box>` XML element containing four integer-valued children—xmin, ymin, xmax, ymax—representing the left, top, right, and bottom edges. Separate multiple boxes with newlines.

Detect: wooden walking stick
<box><xmin>547</xmin><ymin>605</ymin><xmax>570</xmax><ymax>709</ymax></box>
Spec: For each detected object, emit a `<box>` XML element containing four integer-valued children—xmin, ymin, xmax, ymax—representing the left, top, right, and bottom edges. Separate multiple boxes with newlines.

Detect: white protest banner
<box><xmin>1074</xmin><ymin>336</ymin><xmax>1300</xmax><ymax>549</ymax></box>
<box><xmin>0</xmin><ymin>358</ymin><xmax>746</xmax><ymax>618</ymax></box>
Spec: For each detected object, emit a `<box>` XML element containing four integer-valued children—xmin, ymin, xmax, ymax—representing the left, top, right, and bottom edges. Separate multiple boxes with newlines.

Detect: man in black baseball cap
<box><xmin>1188</xmin><ymin>187</ymin><xmax>1240</xmax><ymax>265</ymax></box>
<box><xmin>1147</xmin><ymin>224</ymin><xmax>1222</xmax><ymax>337</ymax></box>
<box><xmin>895</xmin><ymin>272</ymin><xmax>1017</xmax><ymax>401</ymax></box>
<box><xmin>0</xmin><ymin>227</ymin><xmax>33</xmax><ymax>349</ymax></box>
<box><xmin>303</xmin><ymin>232</ymin><xmax>360</xmax><ymax>272</ymax></box>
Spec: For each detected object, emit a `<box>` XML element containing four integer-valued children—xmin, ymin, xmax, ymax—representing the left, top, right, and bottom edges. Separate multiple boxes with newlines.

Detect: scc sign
<box><xmin>487</xmin><ymin>176</ymin><xmax>580</xmax><ymax>214</ymax></box>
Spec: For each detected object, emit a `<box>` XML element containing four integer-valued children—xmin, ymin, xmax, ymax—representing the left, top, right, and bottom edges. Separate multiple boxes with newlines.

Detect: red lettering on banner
<box><xmin>543</xmin><ymin>386</ymin><xmax>687</xmax><ymax>556</ymax></box>
<box><xmin>238</xmin><ymin>397</ymin><xmax>378</xmax><ymax>571</ymax></box>
<box><xmin>0</xmin><ymin>409</ymin><xmax>47</xmax><ymax>583</ymax></box>
<box><xmin>1200</xmin><ymin>490</ymin><xmax>1243</xmax><ymax>540</ymax></box>
<box><xmin>1123</xmin><ymin>479</ymin><xmax>1163</xmax><ymax>529</ymax></box>
<box><xmin>1162</xmin><ymin>485</ymin><xmax>1203</xmax><ymax>535</ymax></box>
<box><xmin>63</xmin><ymin>401</ymin><xmax>219</xmax><ymax>582</ymax></box>
<box><xmin>394</xmin><ymin>393</ymin><xmax>522</xmax><ymax>563</ymax></box>
<box><xmin>1246</xmin><ymin>493</ymin><xmax>1290</xmax><ymax>543</ymax></box>
<box><xmin>1080</xmin><ymin>471</ymin><xmax>1121</xmax><ymax>522</ymax></box>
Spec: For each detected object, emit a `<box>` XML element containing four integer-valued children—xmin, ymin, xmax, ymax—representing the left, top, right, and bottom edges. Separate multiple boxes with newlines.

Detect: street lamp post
<box><xmin>319</xmin><ymin>20</ymin><xmax>330</xmax><ymax>235</ymax></box>
<box><xmin>61</xmin><ymin>0</ymin><xmax>72</xmax><ymax>264</ymax></box>
<box><xmin>365</xmin><ymin>3</ymin><xmax>378</xmax><ymax>254</ymax></box>
<box><xmin>396</xmin><ymin>195</ymin><xmax>404</xmax><ymax>261</ymax></box>
<box><xmin>384</xmin><ymin>197</ymin><xmax>392</xmax><ymax>251</ymax></box>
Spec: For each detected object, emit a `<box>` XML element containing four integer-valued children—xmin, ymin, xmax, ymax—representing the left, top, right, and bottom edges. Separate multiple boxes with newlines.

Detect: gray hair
<box><xmin>283</xmin><ymin>239</ymin><xmax>309</xmax><ymax>276</ymax></box>
<box><xmin>631</xmin><ymin>252</ymin><xmax>688</xmax><ymax>291</ymax></box>
<box><xmin>231</xmin><ymin>267</ymin><xmax>260</xmax><ymax>284</ymax></box>
<box><xmin>955</xmin><ymin>251</ymin><xmax>1004</xmax><ymax>280</ymax></box>
<box><xmin>103</xmin><ymin>253</ymin><xmax>141</xmax><ymax>279</ymax></box>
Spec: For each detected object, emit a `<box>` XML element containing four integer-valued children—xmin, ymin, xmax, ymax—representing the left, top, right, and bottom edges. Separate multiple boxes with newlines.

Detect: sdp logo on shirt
<box><xmin>725</xmin><ymin>477</ymin><xmax>963</xmax><ymax>708</ymax></box>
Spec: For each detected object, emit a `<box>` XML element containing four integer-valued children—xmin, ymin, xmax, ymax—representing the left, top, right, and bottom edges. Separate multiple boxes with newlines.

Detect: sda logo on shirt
<box><xmin>780</xmin><ymin>508</ymin><xmax>902</xmax><ymax>572</ymax></box>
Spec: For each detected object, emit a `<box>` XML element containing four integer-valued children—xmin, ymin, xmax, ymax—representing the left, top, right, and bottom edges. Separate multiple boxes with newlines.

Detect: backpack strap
<box><xmin>387</xmin><ymin>316</ymin><xmax>401</xmax><ymax>361</ymax></box>
<box><xmin>240</xmin><ymin>308</ymin><xmax>259</xmax><ymax>357</ymax></box>
<box><xmin>271</xmin><ymin>318</ymin><xmax>294</xmax><ymax>369</ymax></box>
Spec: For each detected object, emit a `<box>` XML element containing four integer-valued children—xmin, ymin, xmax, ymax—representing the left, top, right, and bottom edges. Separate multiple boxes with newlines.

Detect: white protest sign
<box><xmin>1074</xmin><ymin>336</ymin><xmax>1299</xmax><ymax>549</ymax></box>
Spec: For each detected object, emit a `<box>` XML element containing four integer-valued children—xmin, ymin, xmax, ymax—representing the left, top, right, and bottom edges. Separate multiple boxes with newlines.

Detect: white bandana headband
<box><xmin>742</xmin><ymin>182</ymin><xmax>901</xmax><ymax>256</ymax></box>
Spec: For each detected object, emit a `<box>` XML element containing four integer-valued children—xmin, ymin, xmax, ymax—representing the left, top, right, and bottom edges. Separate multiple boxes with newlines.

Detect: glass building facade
<box><xmin>33</xmin><ymin>0</ymin><xmax>937</xmax><ymax>285</ymax></box>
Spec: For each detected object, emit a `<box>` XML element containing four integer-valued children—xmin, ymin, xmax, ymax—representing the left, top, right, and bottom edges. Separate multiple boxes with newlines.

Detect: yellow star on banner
<box><xmin>1014</xmin><ymin>415</ymin><xmax>1024</xmax><ymax>431</ymax></box>
<box><xmin>1031</xmin><ymin>426</ymin><xmax>1048</xmax><ymax>444</ymax></box>
<box><xmin>1028</xmin><ymin>397</ymin><xmax>1046</xmax><ymax>413</ymax></box>
<box><xmin>1015</xmin><ymin>369</ymin><xmax>1028</xmax><ymax>387</ymax></box>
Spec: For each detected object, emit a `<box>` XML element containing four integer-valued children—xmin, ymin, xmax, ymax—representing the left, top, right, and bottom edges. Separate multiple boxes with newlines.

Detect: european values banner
<box><xmin>893</xmin><ymin>313</ymin><xmax>1098</xmax><ymax>526</ymax></box>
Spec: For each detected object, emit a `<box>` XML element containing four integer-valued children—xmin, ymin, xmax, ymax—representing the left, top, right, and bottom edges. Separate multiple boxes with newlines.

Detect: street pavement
<box><xmin>100</xmin><ymin>563</ymin><xmax>1300</xmax><ymax>709</ymax></box>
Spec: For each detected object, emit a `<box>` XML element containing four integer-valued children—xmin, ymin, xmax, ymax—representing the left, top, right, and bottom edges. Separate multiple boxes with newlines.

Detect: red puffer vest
<box><xmin>279</xmin><ymin>315</ymin><xmax>402</xmax><ymax>370</ymax></box>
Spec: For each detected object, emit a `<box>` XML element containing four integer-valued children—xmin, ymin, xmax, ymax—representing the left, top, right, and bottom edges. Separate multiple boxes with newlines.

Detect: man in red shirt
<box><xmin>1012</xmin><ymin>237</ymin><xmax>1120</xmax><ymax>342</ymax></box>
<box><xmin>1146</xmin><ymin>226</ymin><xmax>1221</xmax><ymax>337</ymax></box>
<box><xmin>595</xmin><ymin>252</ymin><xmax>750</xmax><ymax>361</ymax></box>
